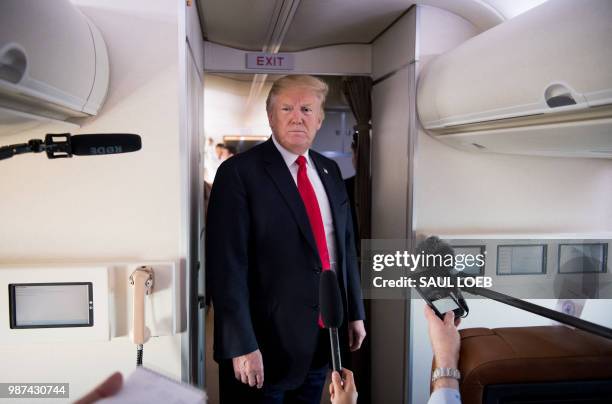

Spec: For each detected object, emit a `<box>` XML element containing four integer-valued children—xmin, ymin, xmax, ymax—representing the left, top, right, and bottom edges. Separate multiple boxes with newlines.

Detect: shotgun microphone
<box><xmin>70</xmin><ymin>133</ymin><xmax>142</xmax><ymax>156</ymax></box>
<box><xmin>319</xmin><ymin>270</ymin><xmax>344</xmax><ymax>372</ymax></box>
<box><xmin>0</xmin><ymin>133</ymin><xmax>142</xmax><ymax>161</ymax></box>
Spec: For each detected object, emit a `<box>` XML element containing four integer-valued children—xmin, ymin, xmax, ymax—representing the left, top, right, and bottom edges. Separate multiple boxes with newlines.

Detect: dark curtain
<box><xmin>342</xmin><ymin>76</ymin><xmax>372</xmax><ymax>241</ymax></box>
<box><xmin>342</xmin><ymin>76</ymin><xmax>372</xmax><ymax>404</ymax></box>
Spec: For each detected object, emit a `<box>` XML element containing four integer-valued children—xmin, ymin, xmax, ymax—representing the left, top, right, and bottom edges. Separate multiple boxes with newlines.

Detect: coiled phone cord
<box><xmin>137</xmin><ymin>344</ymin><xmax>143</xmax><ymax>366</ymax></box>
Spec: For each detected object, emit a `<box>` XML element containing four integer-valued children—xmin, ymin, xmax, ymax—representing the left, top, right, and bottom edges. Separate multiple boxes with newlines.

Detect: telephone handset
<box><xmin>129</xmin><ymin>266</ymin><xmax>154</xmax><ymax>366</ymax></box>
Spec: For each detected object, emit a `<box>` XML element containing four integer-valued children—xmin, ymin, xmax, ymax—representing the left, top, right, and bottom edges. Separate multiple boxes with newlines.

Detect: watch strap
<box><xmin>431</xmin><ymin>367</ymin><xmax>461</xmax><ymax>383</ymax></box>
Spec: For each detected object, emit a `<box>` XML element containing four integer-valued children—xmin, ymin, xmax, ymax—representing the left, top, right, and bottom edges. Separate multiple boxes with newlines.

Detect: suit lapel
<box><xmin>262</xmin><ymin>139</ymin><xmax>319</xmax><ymax>257</ymax></box>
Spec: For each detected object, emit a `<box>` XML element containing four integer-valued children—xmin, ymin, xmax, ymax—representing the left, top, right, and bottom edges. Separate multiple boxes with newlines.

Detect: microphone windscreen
<box><xmin>319</xmin><ymin>271</ymin><xmax>344</xmax><ymax>328</ymax></box>
<box><xmin>415</xmin><ymin>236</ymin><xmax>455</xmax><ymax>272</ymax></box>
<box><xmin>70</xmin><ymin>134</ymin><xmax>142</xmax><ymax>155</ymax></box>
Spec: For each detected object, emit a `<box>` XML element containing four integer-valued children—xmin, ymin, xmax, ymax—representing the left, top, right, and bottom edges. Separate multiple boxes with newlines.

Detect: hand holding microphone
<box><xmin>415</xmin><ymin>236</ymin><xmax>469</xmax><ymax>320</ymax></box>
<box><xmin>329</xmin><ymin>368</ymin><xmax>358</xmax><ymax>404</ymax></box>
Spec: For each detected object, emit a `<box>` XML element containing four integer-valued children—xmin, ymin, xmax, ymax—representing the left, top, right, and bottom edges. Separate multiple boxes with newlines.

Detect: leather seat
<box><xmin>456</xmin><ymin>326</ymin><xmax>612</xmax><ymax>403</ymax></box>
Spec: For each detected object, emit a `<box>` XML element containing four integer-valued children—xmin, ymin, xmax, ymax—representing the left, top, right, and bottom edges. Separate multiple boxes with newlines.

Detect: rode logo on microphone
<box><xmin>89</xmin><ymin>145</ymin><xmax>123</xmax><ymax>155</ymax></box>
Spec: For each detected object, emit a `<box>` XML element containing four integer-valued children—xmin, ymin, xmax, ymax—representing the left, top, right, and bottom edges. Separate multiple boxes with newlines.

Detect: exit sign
<box><xmin>246</xmin><ymin>53</ymin><xmax>294</xmax><ymax>71</ymax></box>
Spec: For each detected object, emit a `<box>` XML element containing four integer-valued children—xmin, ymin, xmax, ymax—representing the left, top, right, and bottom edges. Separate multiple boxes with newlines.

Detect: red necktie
<box><xmin>296</xmin><ymin>156</ymin><xmax>331</xmax><ymax>327</ymax></box>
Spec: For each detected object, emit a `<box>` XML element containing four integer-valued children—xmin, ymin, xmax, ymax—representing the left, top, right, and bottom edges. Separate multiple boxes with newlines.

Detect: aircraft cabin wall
<box><xmin>369</xmin><ymin>6</ymin><xmax>418</xmax><ymax>404</ymax></box>
<box><xmin>409</xmin><ymin>4</ymin><xmax>612</xmax><ymax>404</ymax></box>
<box><xmin>0</xmin><ymin>0</ymin><xmax>203</xmax><ymax>399</ymax></box>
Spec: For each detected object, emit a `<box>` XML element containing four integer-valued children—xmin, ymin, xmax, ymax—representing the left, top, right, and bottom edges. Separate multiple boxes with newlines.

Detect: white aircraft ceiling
<box><xmin>198</xmin><ymin>0</ymin><xmax>549</xmax><ymax>52</ymax></box>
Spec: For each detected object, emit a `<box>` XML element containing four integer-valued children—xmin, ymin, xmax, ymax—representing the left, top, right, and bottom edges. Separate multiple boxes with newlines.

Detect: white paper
<box><xmin>98</xmin><ymin>367</ymin><xmax>206</xmax><ymax>404</ymax></box>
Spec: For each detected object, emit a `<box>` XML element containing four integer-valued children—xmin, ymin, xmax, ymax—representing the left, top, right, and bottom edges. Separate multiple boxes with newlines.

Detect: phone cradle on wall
<box><xmin>111</xmin><ymin>261</ymin><xmax>181</xmax><ymax>340</ymax></box>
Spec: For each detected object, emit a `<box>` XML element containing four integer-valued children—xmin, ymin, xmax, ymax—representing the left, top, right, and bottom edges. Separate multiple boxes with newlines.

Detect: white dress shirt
<box><xmin>272</xmin><ymin>135</ymin><xmax>337</xmax><ymax>268</ymax></box>
<box><xmin>428</xmin><ymin>388</ymin><xmax>462</xmax><ymax>404</ymax></box>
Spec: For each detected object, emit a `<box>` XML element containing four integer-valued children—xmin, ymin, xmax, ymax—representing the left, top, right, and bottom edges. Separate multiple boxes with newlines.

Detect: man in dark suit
<box><xmin>206</xmin><ymin>75</ymin><xmax>366</xmax><ymax>403</ymax></box>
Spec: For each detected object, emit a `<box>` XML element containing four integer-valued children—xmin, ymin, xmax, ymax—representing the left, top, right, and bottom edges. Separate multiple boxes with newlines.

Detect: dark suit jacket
<box><xmin>206</xmin><ymin>138</ymin><xmax>365</xmax><ymax>389</ymax></box>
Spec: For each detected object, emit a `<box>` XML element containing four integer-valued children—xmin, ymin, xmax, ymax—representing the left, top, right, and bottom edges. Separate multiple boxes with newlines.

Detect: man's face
<box><xmin>268</xmin><ymin>86</ymin><xmax>324</xmax><ymax>155</ymax></box>
<box><xmin>220</xmin><ymin>148</ymin><xmax>231</xmax><ymax>160</ymax></box>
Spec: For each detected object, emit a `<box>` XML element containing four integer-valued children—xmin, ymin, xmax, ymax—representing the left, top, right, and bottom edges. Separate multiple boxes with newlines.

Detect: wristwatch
<box><xmin>431</xmin><ymin>367</ymin><xmax>461</xmax><ymax>383</ymax></box>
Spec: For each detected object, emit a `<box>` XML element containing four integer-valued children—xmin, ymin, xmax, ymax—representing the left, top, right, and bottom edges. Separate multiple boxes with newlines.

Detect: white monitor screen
<box><xmin>10</xmin><ymin>283</ymin><xmax>93</xmax><ymax>328</ymax></box>
<box><xmin>432</xmin><ymin>297</ymin><xmax>459</xmax><ymax>314</ymax></box>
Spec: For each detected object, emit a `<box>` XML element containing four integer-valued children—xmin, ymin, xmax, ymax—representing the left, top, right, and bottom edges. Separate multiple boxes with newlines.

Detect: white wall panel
<box><xmin>372</xmin><ymin>7</ymin><xmax>417</xmax><ymax>80</ymax></box>
<box><xmin>186</xmin><ymin>1</ymin><xmax>205</xmax><ymax>74</ymax></box>
<box><xmin>411</xmin><ymin>4</ymin><xmax>612</xmax><ymax>403</ymax></box>
<box><xmin>417</xmin><ymin>5</ymin><xmax>479</xmax><ymax>61</ymax></box>
<box><xmin>0</xmin><ymin>0</ymin><xmax>184</xmax><ymax>399</ymax></box>
<box><xmin>372</xmin><ymin>71</ymin><xmax>410</xmax><ymax>238</ymax></box>
<box><xmin>370</xmin><ymin>7</ymin><xmax>418</xmax><ymax>402</ymax></box>
<box><xmin>414</xmin><ymin>133</ymin><xmax>612</xmax><ymax>235</ymax></box>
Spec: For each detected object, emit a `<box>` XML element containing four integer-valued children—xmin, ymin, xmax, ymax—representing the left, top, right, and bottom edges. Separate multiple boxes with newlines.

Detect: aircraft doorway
<box><xmin>202</xmin><ymin>72</ymin><xmax>366</xmax><ymax>404</ymax></box>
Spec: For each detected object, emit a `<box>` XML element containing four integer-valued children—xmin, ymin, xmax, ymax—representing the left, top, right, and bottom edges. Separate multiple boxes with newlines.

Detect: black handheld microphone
<box><xmin>319</xmin><ymin>270</ymin><xmax>344</xmax><ymax>372</ymax></box>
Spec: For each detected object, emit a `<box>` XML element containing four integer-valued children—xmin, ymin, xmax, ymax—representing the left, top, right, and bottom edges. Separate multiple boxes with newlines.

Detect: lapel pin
<box><xmin>323</xmin><ymin>168</ymin><xmax>328</xmax><ymax>174</ymax></box>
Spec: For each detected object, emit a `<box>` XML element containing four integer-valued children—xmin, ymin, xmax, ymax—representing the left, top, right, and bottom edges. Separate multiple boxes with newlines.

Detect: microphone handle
<box><xmin>329</xmin><ymin>328</ymin><xmax>342</xmax><ymax>372</ymax></box>
<box><xmin>0</xmin><ymin>142</ymin><xmax>38</xmax><ymax>161</ymax></box>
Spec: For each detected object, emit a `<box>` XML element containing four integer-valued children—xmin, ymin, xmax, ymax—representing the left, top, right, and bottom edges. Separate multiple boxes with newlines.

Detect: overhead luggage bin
<box><xmin>0</xmin><ymin>0</ymin><xmax>110</xmax><ymax>134</ymax></box>
<box><xmin>417</xmin><ymin>0</ymin><xmax>612</xmax><ymax>158</ymax></box>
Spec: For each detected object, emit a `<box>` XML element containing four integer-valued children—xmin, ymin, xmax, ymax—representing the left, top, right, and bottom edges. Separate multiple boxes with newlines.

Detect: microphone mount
<box><xmin>0</xmin><ymin>133</ymin><xmax>73</xmax><ymax>161</ymax></box>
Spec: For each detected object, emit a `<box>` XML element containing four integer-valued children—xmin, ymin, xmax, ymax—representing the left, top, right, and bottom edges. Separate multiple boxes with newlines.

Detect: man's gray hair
<box><xmin>266</xmin><ymin>75</ymin><xmax>329</xmax><ymax>114</ymax></box>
